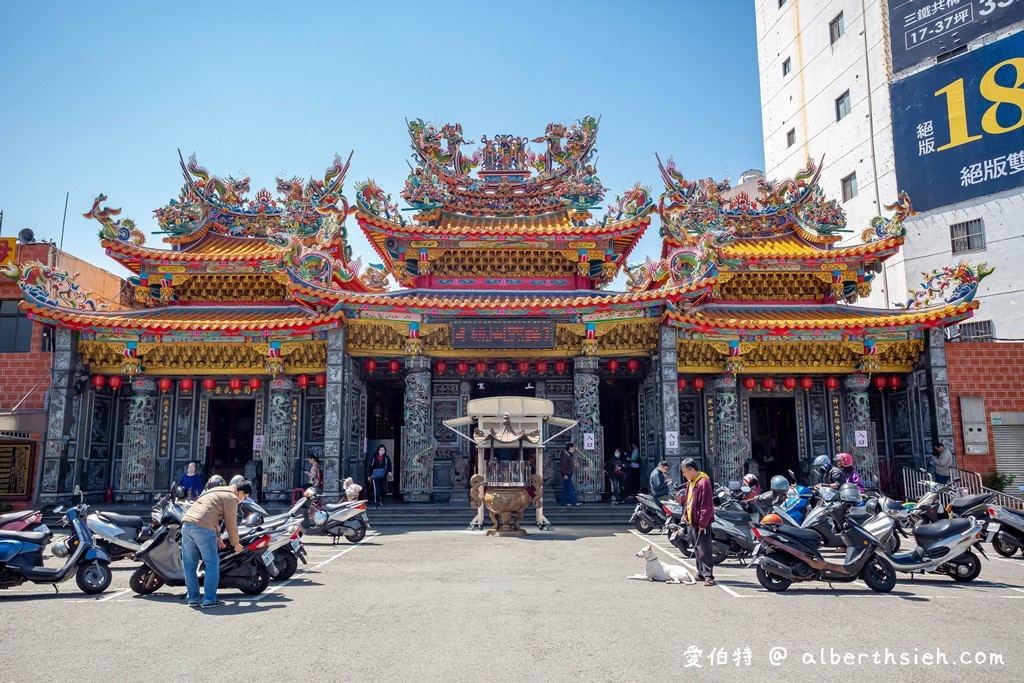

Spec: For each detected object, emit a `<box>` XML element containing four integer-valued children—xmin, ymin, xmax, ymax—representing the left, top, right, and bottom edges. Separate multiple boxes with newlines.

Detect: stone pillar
<box><xmin>924</xmin><ymin>328</ymin><xmax>955</xmax><ymax>465</ymax></box>
<box><xmin>843</xmin><ymin>374</ymin><xmax>880</xmax><ymax>486</ymax></box>
<box><xmin>39</xmin><ymin>327</ymin><xmax>76</xmax><ymax>503</ymax></box>
<box><xmin>119</xmin><ymin>378</ymin><xmax>158</xmax><ymax>502</ymax></box>
<box><xmin>448</xmin><ymin>379</ymin><xmax>472</xmax><ymax>503</ymax></box>
<box><xmin>323</xmin><ymin>328</ymin><xmax>346</xmax><ymax>497</ymax></box>
<box><xmin>572</xmin><ymin>355</ymin><xmax>602</xmax><ymax>502</ymax></box>
<box><xmin>712</xmin><ymin>375</ymin><xmax>742</xmax><ymax>485</ymax></box>
<box><xmin>655</xmin><ymin>326</ymin><xmax>681</xmax><ymax>473</ymax></box>
<box><xmin>401</xmin><ymin>355</ymin><xmax>432</xmax><ymax>501</ymax></box>
<box><xmin>264</xmin><ymin>378</ymin><xmax>295</xmax><ymax>502</ymax></box>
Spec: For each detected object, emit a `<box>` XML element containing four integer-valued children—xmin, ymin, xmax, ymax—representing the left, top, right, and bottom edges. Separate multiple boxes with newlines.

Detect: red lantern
<box><xmin>888</xmin><ymin>375</ymin><xmax>902</xmax><ymax>390</ymax></box>
<box><xmin>496</xmin><ymin>361</ymin><xmax>509</xmax><ymax>374</ymax></box>
<box><xmin>364</xmin><ymin>359</ymin><xmax>377</xmax><ymax>373</ymax></box>
<box><xmin>314</xmin><ymin>373</ymin><xmax>327</xmax><ymax>388</ymax></box>
<box><xmin>296</xmin><ymin>374</ymin><xmax>310</xmax><ymax>389</ymax></box>
<box><xmin>742</xmin><ymin>377</ymin><xmax>756</xmax><ymax>390</ymax></box>
<box><xmin>626</xmin><ymin>358</ymin><xmax>640</xmax><ymax>372</ymax></box>
<box><xmin>91</xmin><ymin>375</ymin><xmax>106</xmax><ymax>389</ymax></box>
<box><xmin>677</xmin><ymin>378</ymin><xmax>687</xmax><ymax>391</ymax></box>
<box><xmin>783</xmin><ymin>377</ymin><xmax>796</xmax><ymax>390</ymax></box>
<box><xmin>434</xmin><ymin>361</ymin><xmax>447</xmax><ymax>375</ymax></box>
<box><xmin>109</xmin><ymin>376</ymin><xmax>124</xmax><ymax>391</ymax></box>
<box><xmin>518</xmin><ymin>361</ymin><xmax>530</xmax><ymax>374</ymax></box>
<box><xmin>475</xmin><ymin>361</ymin><xmax>487</xmax><ymax>374</ymax></box>
<box><xmin>201</xmin><ymin>378</ymin><xmax>216</xmax><ymax>392</ymax></box>
<box><xmin>874</xmin><ymin>375</ymin><xmax>887</xmax><ymax>390</ymax></box>
<box><xmin>248</xmin><ymin>377</ymin><xmax>262</xmax><ymax>391</ymax></box>
<box><xmin>761</xmin><ymin>377</ymin><xmax>775</xmax><ymax>390</ymax></box>
<box><xmin>554</xmin><ymin>360</ymin><xmax>567</xmax><ymax>374</ymax></box>
<box><xmin>607</xmin><ymin>359</ymin><xmax>620</xmax><ymax>372</ymax></box>
<box><xmin>456</xmin><ymin>362</ymin><xmax>469</xmax><ymax>375</ymax></box>
<box><xmin>825</xmin><ymin>377</ymin><xmax>839</xmax><ymax>390</ymax></box>
<box><xmin>535</xmin><ymin>361</ymin><xmax>548</xmax><ymax>374</ymax></box>
<box><xmin>179</xmin><ymin>378</ymin><xmax>194</xmax><ymax>393</ymax></box>
<box><xmin>693</xmin><ymin>377</ymin><xmax>705</xmax><ymax>391</ymax></box>
<box><xmin>389</xmin><ymin>359</ymin><xmax>401</xmax><ymax>373</ymax></box>
<box><xmin>157</xmin><ymin>377</ymin><xmax>173</xmax><ymax>392</ymax></box>
<box><xmin>800</xmin><ymin>376</ymin><xmax>813</xmax><ymax>391</ymax></box>
<box><xmin>228</xmin><ymin>377</ymin><xmax>242</xmax><ymax>392</ymax></box>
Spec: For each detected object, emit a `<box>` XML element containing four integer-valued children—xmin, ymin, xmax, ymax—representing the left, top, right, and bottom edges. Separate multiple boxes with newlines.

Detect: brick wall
<box><xmin>946</xmin><ymin>342</ymin><xmax>1024</xmax><ymax>476</ymax></box>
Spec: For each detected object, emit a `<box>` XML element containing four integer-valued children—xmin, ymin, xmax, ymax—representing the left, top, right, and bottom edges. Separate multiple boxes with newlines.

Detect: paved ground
<box><xmin>1</xmin><ymin>526</ymin><xmax>1022</xmax><ymax>682</ymax></box>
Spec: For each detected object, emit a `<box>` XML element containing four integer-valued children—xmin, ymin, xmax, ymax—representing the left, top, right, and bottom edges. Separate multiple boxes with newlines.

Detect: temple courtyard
<box><xmin>0</xmin><ymin>526</ymin><xmax>1020</xmax><ymax>682</ymax></box>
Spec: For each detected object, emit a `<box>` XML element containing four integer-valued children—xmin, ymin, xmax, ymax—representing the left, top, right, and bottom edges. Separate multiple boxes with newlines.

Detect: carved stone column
<box><xmin>572</xmin><ymin>355</ymin><xmax>602</xmax><ymax>502</ymax></box>
<box><xmin>843</xmin><ymin>374</ymin><xmax>880</xmax><ymax>486</ymax></box>
<box><xmin>401</xmin><ymin>354</ymin><xmax>432</xmax><ymax>502</ymax></box>
<box><xmin>656</xmin><ymin>326</ymin><xmax>681</xmax><ymax>472</ymax></box>
<box><xmin>119</xmin><ymin>378</ymin><xmax>158</xmax><ymax>502</ymax></box>
<box><xmin>712</xmin><ymin>375</ymin><xmax>742</xmax><ymax>485</ymax></box>
<box><xmin>322</xmin><ymin>328</ymin><xmax>345</xmax><ymax>497</ymax></box>
<box><xmin>264</xmin><ymin>378</ymin><xmax>295</xmax><ymax>502</ymax></box>
<box><xmin>923</xmin><ymin>328</ymin><xmax>955</xmax><ymax>465</ymax></box>
<box><xmin>39</xmin><ymin>327</ymin><xmax>77</xmax><ymax>503</ymax></box>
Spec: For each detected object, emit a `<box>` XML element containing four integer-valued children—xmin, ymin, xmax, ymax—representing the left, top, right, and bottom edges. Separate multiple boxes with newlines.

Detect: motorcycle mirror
<box><xmin>73</xmin><ymin>485</ymin><xmax>81</xmax><ymax>494</ymax></box>
<box><xmin>787</xmin><ymin>469</ymin><xmax>797</xmax><ymax>483</ymax></box>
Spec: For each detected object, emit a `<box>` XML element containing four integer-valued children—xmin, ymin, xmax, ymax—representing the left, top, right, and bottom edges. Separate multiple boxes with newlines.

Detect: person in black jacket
<box><xmin>649</xmin><ymin>460</ymin><xmax>673</xmax><ymax>504</ymax></box>
<box><xmin>366</xmin><ymin>445</ymin><xmax>392</xmax><ymax>507</ymax></box>
<box><xmin>559</xmin><ymin>443</ymin><xmax>581</xmax><ymax>507</ymax></box>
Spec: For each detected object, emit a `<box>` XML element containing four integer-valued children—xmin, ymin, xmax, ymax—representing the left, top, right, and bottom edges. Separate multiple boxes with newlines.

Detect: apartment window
<box><xmin>829</xmin><ymin>12</ymin><xmax>845</xmax><ymax>44</ymax></box>
<box><xmin>782</xmin><ymin>57</ymin><xmax>791</xmax><ymax>76</ymax></box>
<box><xmin>950</xmin><ymin>218</ymin><xmax>986</xmax><ymax>254</ymax></box>
<box><xmin>958</xmin><ymin>320</ymin><xmax>994</xmax><ymax>342</ymax></box>
<box><xmin>0</xmin><ymin>300</ymin><xmax>33</xmax><ymax>353</ymax></box>
<box><xmin>841</xmin><ymin>172</ymin><xmax>858</xmax><ymax>201</ymax></box>
<box><xmin>835</xmin><ymin>90</ymin><xmax>851</xmax><ymax>121</ymax></box>
<box><xmin>786</xmin><ymin>128</ymin><xmax>796</xmax><ymax>147</ymax></box>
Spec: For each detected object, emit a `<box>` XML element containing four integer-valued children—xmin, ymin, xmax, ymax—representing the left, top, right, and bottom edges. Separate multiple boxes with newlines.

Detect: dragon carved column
<box><xmin>843</xmin><ymin>374</ymin><xmax>880</xmax><ymax>487</ymax></box>
<box><xmin>713</xmin><ymin>375</ymin><xmax>743</xmax><ymax>485</ymax></box>
<box><xmin>401</xmin><ymin>354</ymin><xmax>433</xmax><ymax>502</ymax></box>
<box><xmin>572</xmin><ymin>355</ymin><xmax>602</xmax><ymax>501</ymax></box>
<box><xmin>264</xmin><ymin>378</ymin><xmax>295</xmax><ymax>502</ymax></box>
<box><xmin>322</xmin><ymin>328</ymin><xmax>346</xmax><ymax>497</ymax></box>
<box><xmin>119</xmin><ymin>378</ymin><xmax>159</xmax><ymax>502</ymax></box>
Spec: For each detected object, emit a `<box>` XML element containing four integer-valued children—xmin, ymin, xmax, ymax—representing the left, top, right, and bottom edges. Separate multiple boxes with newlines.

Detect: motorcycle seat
<box><xmin>948</xmin><ymin>493</ymin><xmax>995</xmax><ymax>516</ymax></box>
<box><xmin>1001</xmin><ymin>507</ymin><xmax>1024</xmax><ymax>521</ymax></box>
<box><xmin>0</xmin><ymin>529</ymin><xmax>50</xmax><ymax>543</ymax></box>
<box><xmin>98</xmin><ymin>511</ymin><xmax>146</xmax><ymax>528</ymax></box>
<box><xmin>881</xmin><ymin>500</ymin><xmax>904</xmax><ymax>511</ymax></box>
<box><xmin>0</xmin><ymin>510</ymin><xmax>35</xmax><ymax>525</ymax></box>
<box><xmin>324</xmin><ymin>502</ymin><xmax>359</xmax><ymax>512</ymax></box>
<box><xmin>774</xmin><ymin>525</ymin><xmax>822</xmax><ymax>545</ymax></box>
<box><xmin>914</xmin><ymin>518</ymin><xmax>973</xmax><ymax>540</ymax></box>
<box><xmin>716</xmin><ymin>509</ymin><xmax>751</xmax><ymax>524</ymax></box>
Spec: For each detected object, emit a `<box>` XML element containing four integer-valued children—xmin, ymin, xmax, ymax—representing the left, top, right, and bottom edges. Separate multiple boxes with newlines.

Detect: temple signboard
<box><xmin>450</xmin><ymin>320</ymin><xmax>555</xmax><ymax>349</ymax></box>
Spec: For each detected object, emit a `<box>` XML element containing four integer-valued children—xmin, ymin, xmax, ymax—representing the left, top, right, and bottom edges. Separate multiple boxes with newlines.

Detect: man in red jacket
<box><xmin>682</xmin><ymin>458</ymin><xmax>716</xmax><ymax>587</ymax></box>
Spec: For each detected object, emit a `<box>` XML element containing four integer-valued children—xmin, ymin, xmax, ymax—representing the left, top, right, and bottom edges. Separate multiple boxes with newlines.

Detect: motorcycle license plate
<box><xmin>986</xmin><ymin>522</ymin><xmax>1001</xmax><ymax>542</ymax></box>
<box><xmin>290</xmin><ymin>539</ymin><xmax>301</xmax><ymax>552</ymax></box>
<box><xmin>261</xmin><ymin>549</ymin><xmax>275</xmax><ymax>566</ymax></box>
<box><xmin>35</xmin><ymin>524</ymin><xmax>50</xmax><ymax>536</ymax></box>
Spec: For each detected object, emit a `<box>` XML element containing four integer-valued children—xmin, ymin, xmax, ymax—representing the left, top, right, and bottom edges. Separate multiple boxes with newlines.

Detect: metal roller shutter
<box><xmin>992</xmin><ymin>425</ymin><xmax>1024</xmax><ymax>486</ymax></box>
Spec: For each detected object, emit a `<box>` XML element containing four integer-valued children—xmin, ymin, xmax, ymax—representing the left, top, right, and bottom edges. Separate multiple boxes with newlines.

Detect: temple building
<box><xmin>8</xmin><ymin>119</ymin><xmax>990</xmax><ymax>505</ymax></box>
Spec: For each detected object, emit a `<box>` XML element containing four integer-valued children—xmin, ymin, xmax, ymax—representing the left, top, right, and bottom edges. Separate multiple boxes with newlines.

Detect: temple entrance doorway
<box><xmin>205</xmin><ymin>398</ymin><xmax>255</xmax><ymax>483</ymax></box>
<box><xmin>748</xmin><ymin>397</ymin><xmax>799</xmax><ymax>484</ymax></box>
<box><xmin>600</xmin><ymin>378</ymin><xmax>640</xmax><ymax>494</ymax></box>
<box><xmin>366</xmin><ymin>380</ymin><xmax>404</xmax><ymax>501</ymax></box>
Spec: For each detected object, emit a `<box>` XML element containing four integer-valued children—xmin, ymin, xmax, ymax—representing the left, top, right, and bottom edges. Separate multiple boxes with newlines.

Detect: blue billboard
<box><xmin>890</xmin><ymin>0</ymin><xmax>1024</xmax><ymax>73</ymax></box>
<box><xmin>891</xmin><ymin>32</ymin><xmax>1024</xmax><ymax>212</ymax></box>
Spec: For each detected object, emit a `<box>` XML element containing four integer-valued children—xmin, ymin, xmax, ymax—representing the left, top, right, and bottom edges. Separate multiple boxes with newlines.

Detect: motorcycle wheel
<box><xmin>993</xmin><ymin>533</ymin><xmax>1019</xmax><ymax>557</ymax></box>
<box><xmin>756</xmin><ymin>565</ymin><xmax>791</xmax><ymax>592</ymax></box>
<box><xmin>345</xmin><ymin>519</ymin><xmax>367</xmax><ymax>544</ymax></box>
<box><xmin>888</xmin><ymin>533</ymin><xmax>901</xmax><ymax>554</ymax></box>
<box><xmin>129</xmin><ymin>565</ymin><xmax>164</xmax><ymax>595</ymax></box>
<box><xmin>239</xmin><ymin>563</ymin><xmax>271</xmax><ymax>595</ymax></box>
<box><xmin>671</xmin><ymin>534</ymin><xmax>695</xmax><ymax>559</ymax></box>
<box><xmin>711</xmin><ymin>545</ymin><xmax>727</xmax><ymax>565</ymax></box>
<box><xmin>860</xmin><ymin>556</ymin><xmax>897</xmax><ymax>593</ymax></box>
<box><xmin>634</xmin><ymin>516</ymin><xmax>654</xmax><ymax>534</ymax></box>
<box><xmin>948</xmin><ymin>551</ymin><xmax>982</xmax><ymax>582</ymax></box>
<box><xmin>272</xmin><ymin>551</ymin><xmax>299</xmax><ymax>582</ymax></box>
<box><xmin>75</xmin><ymin>560</ymin><xmax>112</xmax><ymax>595</ymax></box>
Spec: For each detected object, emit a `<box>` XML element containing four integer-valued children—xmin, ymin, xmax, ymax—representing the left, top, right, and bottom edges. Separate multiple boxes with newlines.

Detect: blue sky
<box><xmin>0</xmin><ymin>1</ymin><xmax>764</xmax><ymax>284</ymax></box>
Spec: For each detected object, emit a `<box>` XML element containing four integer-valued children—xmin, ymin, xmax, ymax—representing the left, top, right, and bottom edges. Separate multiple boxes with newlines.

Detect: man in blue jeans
<box><xmin>560</xmin><ymin>443</ymin><xmax>582</xmax><ymax>507</ymax></box>
<box><xmin>180</xmin><ymin>479</ymin><xmax>248</xmax><ymax>608</ymax></box>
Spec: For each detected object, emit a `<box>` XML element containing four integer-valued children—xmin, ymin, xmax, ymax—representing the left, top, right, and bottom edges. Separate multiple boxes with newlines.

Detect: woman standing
<box><xmin>366</xmin><ymin>445</ymin><xmax>392</xmax><ymax>507</ymax></box>
<box><xmin>306</xmin><ymin>455</ymin><xmax>322</xmax><ymax>492</ymax></box>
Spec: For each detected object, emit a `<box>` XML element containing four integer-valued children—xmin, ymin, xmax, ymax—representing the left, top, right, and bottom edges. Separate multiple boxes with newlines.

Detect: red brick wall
<box><xmin>946</xmin><ymin>342</ymin><xmax>1024</xmax><ymax>476</ymax></box>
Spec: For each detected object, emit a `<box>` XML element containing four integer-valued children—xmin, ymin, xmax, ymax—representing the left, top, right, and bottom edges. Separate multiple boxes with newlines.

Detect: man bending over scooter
<box><xmin>181</xmin><ymin>477</ymin><xmax>248</xmax><ymax>608</ymax></box>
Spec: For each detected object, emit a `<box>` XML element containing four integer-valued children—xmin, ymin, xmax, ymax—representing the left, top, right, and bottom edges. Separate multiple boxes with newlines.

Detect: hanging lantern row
<box><xmin>363</xmin><ymin>359</ymin><xmax>403</xmax><ymax>374</ymax></box>
<box><xmin>875</xmin><ymin>375</ymin><xmax>902</xmax><ymax>390</ymax></box>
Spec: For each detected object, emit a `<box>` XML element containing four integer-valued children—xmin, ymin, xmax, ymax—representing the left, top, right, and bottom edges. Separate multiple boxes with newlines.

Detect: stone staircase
<box><xmin>366</xmin><ymin>499</ymin><xmax>631</xmax><ymax>527</ymax></box>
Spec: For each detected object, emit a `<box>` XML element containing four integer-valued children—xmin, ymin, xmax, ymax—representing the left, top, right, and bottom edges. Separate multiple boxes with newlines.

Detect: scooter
<box><xmin>751</xmin><ymin>485</ymin><xmax>898</xmax><ymax>593</ymax></box>
<box><xmin>631</xmin><ymin>492</ymin><xmax>669</xmax><ymax>534</ymax></box>
<box><xmin>0</xmin><ymin>508</ymin><xmax>51</xmax><ymax>539</ymax></box>
<box><xmin>242</xmin><ymin>494</ymin><xmax>310</xmax><ymax>581</ymax></box>
<box><xmin>129</xmin><ymin>499</ymin><xmax>277</xmax><ymax>596</ymax></box>
<box><xmin>986</xmin><ymin>504</ymin><xmax>1024</xmax><ymax>557</ymax></box>
<box><xmin>309</xmin><ymin>490</ymin><xmax>370</xmax><ymax>545</ymax></box>
<box><xmin>85</xmin><ymin>490</ymin><xmax>177</xmax><ymax>562</ymax></box>
<box><xmin>0</xmin><ymin>487</ymin><xmax>112</xmax><ymax>594</ymax></box>
<box><xmin>886</xmin><ymin>515</ymin><xmax>987</xmax><ymax>581</ymax></box>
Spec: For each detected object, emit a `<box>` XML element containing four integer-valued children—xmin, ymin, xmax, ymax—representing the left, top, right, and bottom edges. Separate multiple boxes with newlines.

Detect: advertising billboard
<box><xmin>891</xmin><ymin>32</ymin><xmax>1024</xmax><ymax>212</ymax></box>
<box><xmin>890</xmin><ymin>0</ymin><xmax>1024</xmax><ymax>73</ymax></box>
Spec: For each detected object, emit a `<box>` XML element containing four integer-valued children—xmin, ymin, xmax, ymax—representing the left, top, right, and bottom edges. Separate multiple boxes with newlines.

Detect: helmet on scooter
<box><xmin>835</xmin><ymin>452</ymin><xmax>854</xmax><ymax>468</ymax></box>
<box><xmin>812</xmin><ymin>454</ymin><xmax>832</xmax><ymax>472</ymax></box>
<box><xmin>228</xmin><ymin>475</ymin><xmax>245</xmax><ymax>487</ymax></box>
<box><xmin>864</xmin><ymin>498</ymin><xmax>880</xmax><ymax>516</ymax></box>
<box><xmin>839</xmin><ymin>482</ymin><xmax>861</xmax><ymax>502</ymax></box>
<box><xmin>742</xmin><ymin>473</ymin><xmax>759</xmax><ymax>489</ymax></box>
<box><xmin>760</xmin><ymin>513</ymin><xmax>783</xmax><ymax>526</ymax></box>
<box><xmin>173</xmin><ymin>485</ymin><xmax>187</xmax><ymax>500</ymax></box>
<box><xmin>205</xmin><ymin>475</ymin><xmax>226</xmax><ymax>489</ymax></box>
<box><xmin>312</xmin><ymin>510</ymin><xmax>329</xmax><ymax>527</ymax></box>
<box><xmin>769</xmin><ymin>475</ymin><xmax>790</xmax><ymax>494</ymax></box>
<box><xmin>51</xmin><ymin>536</ymin><xmax>71</xmax><ymax>558</ymax></box>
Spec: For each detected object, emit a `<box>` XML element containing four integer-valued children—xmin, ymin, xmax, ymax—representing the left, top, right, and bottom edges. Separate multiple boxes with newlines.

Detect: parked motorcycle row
<box><xmin>0</xmin><ymin>485</ymin><xmax>370</xmax><ymax>597</ymax></box>
<box><xmin>631</xmin><ymin>468</ymin><xmax>1024</xmax><ymax>594</ymax></box>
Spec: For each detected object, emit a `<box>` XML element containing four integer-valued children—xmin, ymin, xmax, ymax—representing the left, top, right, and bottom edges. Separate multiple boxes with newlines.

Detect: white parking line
<box><xmin>98</xmin><ymin>589</ymin><xmax>130</xmax><ymax>602</ymax></box>
<box><xmin>251</xmin><ymin>542</ymin><xmax>366</xmax><ymax>602</ymax></box>
<box><xmin>628</xmin><ymin>529</ymin><xmax>749</xmax><ymax>597</ymax></box>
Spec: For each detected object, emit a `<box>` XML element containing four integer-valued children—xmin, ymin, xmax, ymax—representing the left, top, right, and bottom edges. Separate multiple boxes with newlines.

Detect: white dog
<box><xmin>628</xmin><ymin>543</ymin><xmax>696</xmax><ymax>584</ymax></box>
